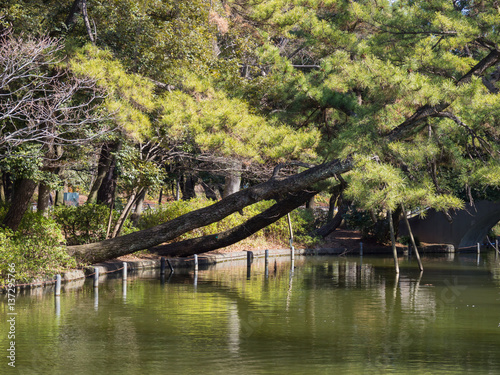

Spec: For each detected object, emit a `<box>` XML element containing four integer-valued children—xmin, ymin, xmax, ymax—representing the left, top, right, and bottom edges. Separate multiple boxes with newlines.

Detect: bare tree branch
<box><xmin>0</xmin><ymin>35</ymin><xmax>109</xmax><ymax>158</ymax></box>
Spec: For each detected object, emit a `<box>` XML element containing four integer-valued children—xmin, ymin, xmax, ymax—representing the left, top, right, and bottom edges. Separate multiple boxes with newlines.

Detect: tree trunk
<box><xmin>0</xmin><ymin>173</ymin><xmax>5</xmax><ymax>204</ymax></box>
<box><xmin>391</xmin><ymin>206</ymin><xmax>402</xmax><ymax>239</ymax></box>
<box><xmin>150</xmin><ymin>190</ymin><xmax>317</xmax><ymax>257</ymax></box>
<box><xmin>313</xmin><ymin>199</ymin><xmax>351</xmax><ymax>238</ymax></box>
<box><xmin>96</xmin><ymin>142</ymin><xmax>120</xmax><ymax>207</ymax></box>
<box><xmin>111</xmin><ymin>189</ymin><xmax>144</xmax><ymax>238</ymax></box>
<box><xmin>65</xmin><ymin>0</ymin><xmax>95</xmax><ymax>43</ymax></box>
<box><xmin>37</xmin><ymin>182</ymin><xmax>52</xmax><ymax>214</ymax></box>
<box><xmin>181</xmin><ymin>174</ymin><xmax>197</xmax><ymax>200</ymax></box>
<box><xmin>401</xmin><ymin>203</ymin><xmax>423</xmax><ymax>272</ymax></box>
<box><xmin>388</xmin><ymin>208</ymin><xmax>400</xmax><ymax>274</ymax></box>
<box><xmin>67</xmin><ymin>158</ymin><xmax>354</xmax><ymax>264</ymax></box>
<box><xmin>134</xmin><ymin>188</ymin><xmax>147</xmax><ymax>216</ymax></box>
<box><xmin>201</xmin><ymin>180</ymin><xmax>218</xmax><ymax>200</ymax></box>
<box><xmin>55</xmin><ymin>182</ymin><xmax>65</xmax><ymax>206</ymax></box>
<box><xmin>175</xmin><ymin>177</ymin><xmax>181</xmax><ymax>201</ymax></box>
<box><xmin>326</xmin><ymin>194</ymin><xmax>336</xmax><ymax>222</ymax></box>
<box><xmin>2</xmin><ymin>178</ymin><xmax>38</xmax><ymax>231</ymax></box>
<box><xmin>1</xmin><ymin>173</ymin><xmax>13</xmax><ymax>203</ymax></box>
<box><xmin>87</xmin><ymin>143</ymin><xmax>114</xmax><ymax>204</ymax></box>
<box><xmin>305</xmin><ymin>196</ymin><xmax>315</xmax><ymax>211</ymax></box>
<box><xmin>223</xmin><ymin>161</ymin><xmax>242</xmax><ymax>198</ymax></box>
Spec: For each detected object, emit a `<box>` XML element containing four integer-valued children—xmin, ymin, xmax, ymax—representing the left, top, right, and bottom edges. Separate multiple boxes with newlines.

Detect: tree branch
<box><xmin>150</xmin><ymin>190</ymin><xmax>317</xmax><ymax>257</ymax></box>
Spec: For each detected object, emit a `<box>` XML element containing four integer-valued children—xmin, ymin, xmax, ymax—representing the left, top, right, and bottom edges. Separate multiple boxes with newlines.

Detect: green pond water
<box><xmin>2</xmin><ymin>253</ymin><xmax>500</xmax><ymax>374</ymax></box>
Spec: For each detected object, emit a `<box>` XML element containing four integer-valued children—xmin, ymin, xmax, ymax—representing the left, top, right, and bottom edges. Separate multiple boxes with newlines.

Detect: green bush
<box><xmin>0</xmin><ymin>212</ymin><xmax>77</xmax><ymax>285</ymax></box>
<box><xmin>53</xmin><ymin>203</ymin><xmax>135</xmax><ymax>245</ymax></box>
<box><xmin>138</xmin><ymin>198</ymin><xmax>318</xmax><ymax>247</ymax></box>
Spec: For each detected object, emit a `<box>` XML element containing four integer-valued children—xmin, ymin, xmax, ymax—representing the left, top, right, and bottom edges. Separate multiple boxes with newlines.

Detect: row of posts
<box><xmin>55</xmin><ymin>262</ymin><xmax>129</xmax><ymax>297</ymax></box>
<box><xmin>53</xmin><ymin>237</ymin><xmax>500</xmax><ymax>297</ymax></box>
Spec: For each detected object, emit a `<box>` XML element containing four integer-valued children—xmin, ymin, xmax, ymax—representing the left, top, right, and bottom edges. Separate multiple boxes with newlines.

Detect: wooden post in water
<box><xmin>194</xmin><ymin>254</ymin><xmax>198</xmax><ymax>272</ymax></box>
<box><xmin>167</xmin><ymin>259</ymin><xmax>174</xmax><ymax>273</ymax></box>
<box><xmin>477</xmin><ymin>242</ymin><xmax>480</xmax><ymax>254</ymax></box>
<box><xmin>388</xmin><ymin>209</ymin><xmax>400</xmax><ymax>274</ymax></box>
<box><xmin>122</xmin><ymin>280</ymin><xmax>127</xmax><ymax>300</ymax></box>
<box><xmin>265</xmin><ymin>250</ymin><xmax>269</xmax><ymax>278</ymax></box>
<box><xmin>402</xmin><ymin>203</ymin><xmax>423</xmax><ymax>272</ymax></box>
<box><xmin>122</xmin><ymin>262</ymin><xmax>127</xmax><ymax>281</ymax></box>
<box><xmin>287</xmin><ymin>213</ymin><xmax>295</xmax><ymax>262</ymax></box>
<box><xmin>160</xmin><ymin>257</ymin><xmax>166</xmax><ymax>275</ymax></box>
<box><xmin>93</xmin><ymin>267</ymin><xmax>99</xmax><ymax>287</ymax></box>
<box><xmin>496</xmin><ymin>238</ymin><xmax>499</xmax><ymax>259</ymax></box>
<box><xmin>247</xmin><ymin>251</ymin><xmax>253</xmax><ymax>279</ymax></box>
<box><xmin>247</xmin><ymin>251</ymin><xmax>253</xmax><ymax>267</ymax></box>
<box><xmin>55</xmin><ymin>274</ymin><xmax>61</xmax><ymax>296</ymax></box>
<box><xmin>55</xmin><ymin>295</ymin><xmax>60</xmax><ymax>318</ymax></box>
<box><xmin>359</xmin><ymin>242</ymin><xmax>363</xmax><ymax>256</ymax></box>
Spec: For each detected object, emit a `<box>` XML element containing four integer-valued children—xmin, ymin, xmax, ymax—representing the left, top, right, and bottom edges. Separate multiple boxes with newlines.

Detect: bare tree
<box><xmin>0</xmin><ymin>34</ymin><xmax>107</xmax><ymax>157</ymax></box>
<box><xmin>0</xmin><ymin>34</ymin><xmax>109</xmax><ymax>230</ymax></box>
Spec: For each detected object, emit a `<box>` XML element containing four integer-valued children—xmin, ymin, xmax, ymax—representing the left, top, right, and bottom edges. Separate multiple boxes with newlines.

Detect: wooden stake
<box><xmin>402</xmin><ymin>203</ymin><xmax>423</xmax><ymax>272</ymax></box>
<box><xmin>388</xmin><ymin>209</ymin><xmax>400</xmax><ymax>274</ymax></box>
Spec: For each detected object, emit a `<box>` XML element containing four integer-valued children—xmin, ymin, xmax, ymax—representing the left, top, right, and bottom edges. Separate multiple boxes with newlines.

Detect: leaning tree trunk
<box><xmin>67</xmin><ymin>158</ymin><xmax>354</xmax><ymax>264</ymax></box>
<box><xmin>65</xmin><ymin>50</ymin><xmax>500</xmax><ymax>264</ymax></box>
<box><xmin>134</xmin><ymin>188</ymin><xmax>147</xmax><ymax>216</ymax></box>
<box><xmin>2</xmin><ymin>178</ymin><xmax>38</xmax><ymax>231</ymax></box>
<box><xmin>150</xmin><ymin>190</ymin><xmax>317</xmax><ymax>257</ymax></box>
<box><xmin>313</xmin><ymin>199</ymin><xmax>351</xmax><ymax>238</ymax></box>
<box><xmin>111</xmin><ymin>188</ymin><xmax>145</xmax><ymax>238</ymax></box>
<box><xmin>401</xmin><ymin>203</ymin><xmax>423</xmax><ymax>272</ymax></box>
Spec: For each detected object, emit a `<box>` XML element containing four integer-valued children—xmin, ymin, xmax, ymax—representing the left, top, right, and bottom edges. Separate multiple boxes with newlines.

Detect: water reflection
<box><xmin>2</xmin><ymin>253</ymin><xmax>500</xmax><ymax>374</ymax></box>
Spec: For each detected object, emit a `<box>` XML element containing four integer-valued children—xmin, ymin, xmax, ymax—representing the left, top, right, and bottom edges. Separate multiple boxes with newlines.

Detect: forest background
<box><xmin>1</xmin><ymin>0</ymin><xmax>499</xmax><ymax>283</ymax></box>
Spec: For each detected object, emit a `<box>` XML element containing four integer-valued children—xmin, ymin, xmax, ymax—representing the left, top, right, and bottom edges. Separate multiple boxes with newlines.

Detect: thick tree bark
<box><xmin>37</xmin><ymin>182</ymin><xmax>51</xmax><ymax>214</ymax></box>
<box><xmin>87</xmin><ymin>144</ymin><xmax>114</xmax><ymax>204</ymax></box>
<box><xmin>150</xmin><ymin>190</ymin><xmax>317</xmax><ymax>258</ymax></box>
<box><xmin>96</xmin><ymin>142</ymin><xmax>120</xmax><ymax>207</ymax></box>
<box><xmin>67</xmin><ymin>158</ymin><xmax>354</xmax><ymax>263</ymax></box>
<box><xmin>2</xmin><ymin>179</ymin><xmax>38</xmax><ymax>231</ymax></box>
<box><xmin>181</xmin><ymin>174</ymin><xmax>197</xmax><ymax>200</ymax></box>
<box><xmin>134</xmin><ymin>188</ymin><xmax>147</xmax><ymax>216</ymax></box>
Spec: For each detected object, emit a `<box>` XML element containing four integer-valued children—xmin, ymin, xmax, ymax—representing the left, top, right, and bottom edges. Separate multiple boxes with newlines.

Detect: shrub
<box><xmin>53</xmin><ymin>203</ymin><xmax>135</xmax><ymax>245</ymax></box>
<box><xmin>0</xmin><ymin>212</ymin><xmax>77</xmax><ymax>285</ymax></box>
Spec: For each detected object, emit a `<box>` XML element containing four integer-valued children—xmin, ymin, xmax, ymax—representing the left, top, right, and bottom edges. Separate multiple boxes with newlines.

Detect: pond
<box><xmin>2</xmin><ymin>253</ymin><xmax>500</xmax><ymax>374</ymax></box>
